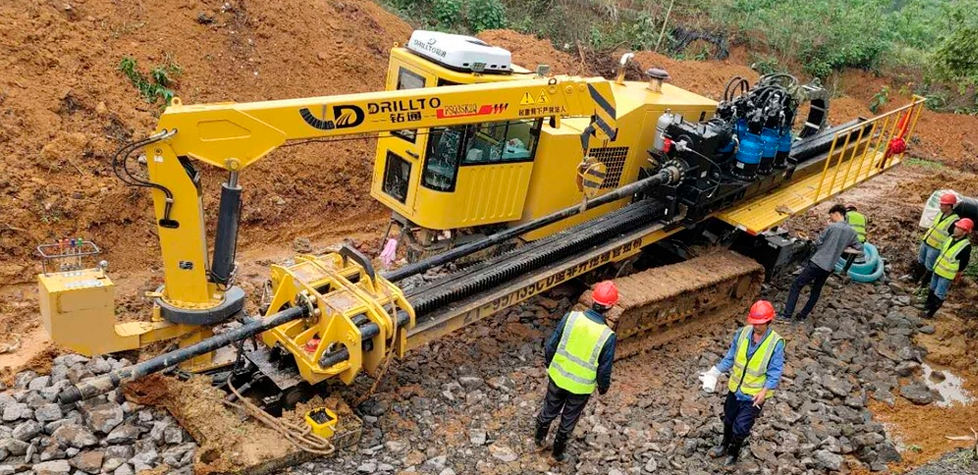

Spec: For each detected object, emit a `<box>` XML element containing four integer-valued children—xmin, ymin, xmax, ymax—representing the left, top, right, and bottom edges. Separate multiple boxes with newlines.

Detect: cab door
<box><xmin>371</xmin><ymin>60</ymin><xmax>437</xmax><ymax>215</ymax></box>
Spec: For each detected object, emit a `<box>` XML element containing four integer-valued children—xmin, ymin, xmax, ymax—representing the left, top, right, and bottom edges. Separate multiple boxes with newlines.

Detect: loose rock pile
<box><xmin>0</xmin><ymin>275</ymin><xmax>954</xmax><ymax>475</ymax></box>
<box><xmin>288</xmin><ymin>276</ymin><xmax>945</xmax><ymax>474</ymax></box>
<box><xmin>0</xmin><ymin>355</ymin><xmax>196</xmax><ymax>475</ymax></box>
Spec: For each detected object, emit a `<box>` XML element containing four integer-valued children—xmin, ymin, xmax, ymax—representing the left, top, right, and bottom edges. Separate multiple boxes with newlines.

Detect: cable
<box><xmin>224</xmin><ymin>379</ymin><xmax>335</xmax><ymax>456</ymax></box>
<box><xmin>353</xmin><ymin>302</ymin><xmax>400</xmax><ymax>407</ymax></box>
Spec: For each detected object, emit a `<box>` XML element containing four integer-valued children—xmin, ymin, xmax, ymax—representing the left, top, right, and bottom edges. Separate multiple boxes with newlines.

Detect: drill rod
<box><xmin>59</xmin><ymin>306</ymin><xmax>308</xmax><ymax>404</ymax></box>
<box><xmin>317</xmin><ymin>310</ymin><xmax>411</xmax><ymax>369</ymax></box>
<box><xmin>384</xmin><ymin>166</ymin><xmax>680</xmax><ymax>283</ymax></box>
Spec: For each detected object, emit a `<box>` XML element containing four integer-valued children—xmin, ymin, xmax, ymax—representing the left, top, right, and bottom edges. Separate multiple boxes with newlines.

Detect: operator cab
<box><xmin>371</xmin><ymin>31</ymin><xmax>544</xmax><ymax>253</ymax></box>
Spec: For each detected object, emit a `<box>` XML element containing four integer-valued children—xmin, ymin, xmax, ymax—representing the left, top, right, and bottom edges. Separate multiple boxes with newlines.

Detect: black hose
<box><xmin>58</xmin><ymin>306</ymin><xmax>308</xmax><ymax>404</ymax></box>
<box><xmin>723</xmin><ymin>76</ymin><xmax>743</xmax><ymax>102</ymax></box>
<box><xmin>111</xmin><ymin>130</ymin><xmax>178</xmax><ymax>223</ymax></box>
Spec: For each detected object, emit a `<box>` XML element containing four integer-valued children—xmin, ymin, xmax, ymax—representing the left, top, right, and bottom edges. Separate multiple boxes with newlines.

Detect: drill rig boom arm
<box><xmin>142</xmin><ymin>77</ymin><xmax>618</xmax><ymax>317</ymax></box>
<box><xmin>156</xmin><ymin>78</ymin><xmax>616</xmax><ymax>169</ymax></box>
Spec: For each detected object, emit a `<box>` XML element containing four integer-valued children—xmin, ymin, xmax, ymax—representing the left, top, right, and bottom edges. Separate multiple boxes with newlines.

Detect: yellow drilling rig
<box><xmin>38</xmin><ymin>31</ymin><xmax>923</xmax><ymax>417</ymax></box>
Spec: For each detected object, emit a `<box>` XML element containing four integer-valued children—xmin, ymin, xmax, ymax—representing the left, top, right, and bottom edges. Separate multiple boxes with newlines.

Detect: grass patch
<box><xmin>904</xmin><ymin>157</ymin><xmax>945</xmax><ymax>169</ymax></box>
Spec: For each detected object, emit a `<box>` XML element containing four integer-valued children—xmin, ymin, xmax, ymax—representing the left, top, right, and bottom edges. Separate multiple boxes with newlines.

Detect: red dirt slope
<box><xmin>0</xmin><ymin>0</ymin><xmax>410</xmax><ymax>287</ymax></box>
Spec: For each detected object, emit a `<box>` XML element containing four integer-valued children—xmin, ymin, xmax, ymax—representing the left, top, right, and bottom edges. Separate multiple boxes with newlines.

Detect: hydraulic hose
<box><xmin>835</xmin><ymin>242</ymin><xmax>885</xmax><ymax>283</ymax></box>
<box><xmin>835</xmin><ymin>242</ymin><xmax>879</xmax><ymax>274</ymax></box>
<box><xmin>59</xmin><ymin>306</ymin><xmax>308</xmax><ymax>404</ymax></box>
<box><xmin>851</xmin><ymin>257</ymin><xmax>885</xmax><ymax>283</ymax></box>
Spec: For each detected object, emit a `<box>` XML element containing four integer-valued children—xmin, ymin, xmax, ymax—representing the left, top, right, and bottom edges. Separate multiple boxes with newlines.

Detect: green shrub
<box><xmin>432</xmin><ymin>0</ymin><xmax>463</xmax><ymax>27</ymax></box>
<box><xmin>624</xmin><ymin>10</ymin><xmax>659</xmax><ymax>50</ymax></box>
<box><xmin>932</xmin><ymin>24</ymin><xmax>978</xmax><ymax>86</ymax></box>
<box><xmin>118</xmin><ymin>55</ymin><xmax>181</xmax><ymax>109</ymax></box>
<box><xmin>749</xmin><ymin>53</ymin><xmax>783</xmax><ymax>75</ymax></box>
<box><xmin>467</xmin><ymin>0</ymin><xmax>506</xmax><ymax>32</ymax></box>
<box><xmin>869</xmin><ymin>86</ymin><xmax>889</xmax><ymax>114</ymax></box>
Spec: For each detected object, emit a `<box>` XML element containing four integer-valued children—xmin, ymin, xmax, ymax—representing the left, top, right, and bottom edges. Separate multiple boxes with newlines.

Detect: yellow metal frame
<box><xmin>260</xmin><ymin>252</ymin><xmax>415</xmax><ymax>385</ymax></box>
<box><xmin>304</xmin><ymin>407</ymin><xmax>338</xmax><ymax>439</ymax></box>
<box><xmin>147</xmin><ymin>75</ymin><xmax>618</xmax><ymax>309</ymax></box>
<box><xmin>717</xmin><ymin>96</ymin><xmax>926</xmax><ymax>234</ymax></box>
<box><xmin>38</xmin><ymin>268</ymin><xmax>218</xmax><ymax>369</ymax></box>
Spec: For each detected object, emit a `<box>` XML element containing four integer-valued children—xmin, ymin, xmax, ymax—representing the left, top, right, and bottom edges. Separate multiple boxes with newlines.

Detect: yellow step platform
<box><xmin>717</xmin><ymin>97</ymin><xmax>926</xmax><ymax>235</ymax></box>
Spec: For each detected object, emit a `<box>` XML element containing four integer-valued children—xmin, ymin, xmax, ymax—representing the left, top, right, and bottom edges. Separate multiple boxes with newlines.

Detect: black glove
<box><xmin>598</xmin><ymin>387</ymin><xmax>608</xmax><ymax>396</ymax></box>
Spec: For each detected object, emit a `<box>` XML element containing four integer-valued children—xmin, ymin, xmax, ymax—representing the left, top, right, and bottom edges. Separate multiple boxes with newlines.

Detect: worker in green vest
<box><xmin>904</xmin><ymin>193</ymin><xmax>960</xmax><ymax>286</ymax></box>
<box><xmin>840</xmin><ymin>204</ymin><xmax>868</xmax><ymax>275</ymax></box>
<box><xmin>534</xmin><ymin>281</ymin><xmax>618</xmax><ymax>462</ymax></box>
<box><xmin>698</xmin><ymin>300</ymin><xmax>785</xmax><ymax>467</ymax></box>
<box><xmin>925</xmin><ymin>218</ymin><xmax>973</xmax><ymax>318</ymax></box>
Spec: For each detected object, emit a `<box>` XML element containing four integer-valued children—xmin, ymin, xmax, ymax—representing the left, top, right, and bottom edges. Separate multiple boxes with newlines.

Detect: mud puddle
<box><xmin>922</xmin><ymin>363</ymin><xmax>972</xmax><ymax>408</ymax></box>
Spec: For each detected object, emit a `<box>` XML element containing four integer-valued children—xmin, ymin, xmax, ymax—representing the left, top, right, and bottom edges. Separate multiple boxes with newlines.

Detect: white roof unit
<box><xmin>407</xmin><ymin>30</ymin><xmax>512</xmax><ymax>74</ymax></box>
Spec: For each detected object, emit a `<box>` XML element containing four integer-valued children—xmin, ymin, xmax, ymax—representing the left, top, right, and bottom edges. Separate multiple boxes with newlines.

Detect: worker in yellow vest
<box><xmin>534</xmin><ymin>281</ymin><xmax>618</xmax><ymax>462</ymax></box>
<box><xmin>925</xmin><ymin>218</ymin><xmax>973</xmax><ymax>318</ymax></box>
<box><xmin>840</xmin><ymin>204</ymin><xmax>868</xmax><ymax>275</ymax></box>
<box><xmin>904</xmin><ymin>193</ymin><xmax>960</xmax><ymax>286</ymax></box>
<box><xmin>698</xmin><ymin>300</ymin><xmax>785</xmax><ymax>467</ymax></box>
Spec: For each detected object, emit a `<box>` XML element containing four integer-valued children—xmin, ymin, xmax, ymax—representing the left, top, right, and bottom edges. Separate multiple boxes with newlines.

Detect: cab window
<box><xmin>421</xmin><ymin>119</ymin><xmax>540</xmax><ymax>192</ymax></box>
<box><xmin>422</xmin><ymin>127</ymin><xmax>464</xmax><ymax>192</ymax></box>
<box><xmin>460</xmin><ymin>120</ymin><xmax>538</xmax><ymax>164</ymax></box>
<box><xmin>392</xmin><ymin>68</ymin><xmax>425</xmax><ymax>142</ymax></box>
<box><xmin>382</xmin><ymin>151</ymin><xmax>411</xmax><ymax>203</ymax></box>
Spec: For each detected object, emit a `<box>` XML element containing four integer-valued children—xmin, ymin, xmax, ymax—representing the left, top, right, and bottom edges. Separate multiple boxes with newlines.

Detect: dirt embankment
<box><xmin>0</xmin><ymin>0</ymin><xmax>409</xmax><ymax>286</ymax></box>
<box><xmin>0</xmin><ymin>0</ymin><xmax>410</xmax><ymax>357</ymax></box>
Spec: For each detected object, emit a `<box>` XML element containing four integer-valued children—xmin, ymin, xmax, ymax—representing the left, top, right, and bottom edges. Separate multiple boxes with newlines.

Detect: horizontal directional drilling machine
<box><xmin>39</xmin><ymin>31</ymin><xmax>923</xmax><ymax>434</ymax></box>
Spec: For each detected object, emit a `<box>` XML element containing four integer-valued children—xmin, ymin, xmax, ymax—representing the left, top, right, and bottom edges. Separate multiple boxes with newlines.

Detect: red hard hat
<box><xmin>592</xmin><ymin>281</ymin><xmax>620</xmax><ymax>307</ymax></box>
<box><xmin>940</xmin><ymin>193</ymin><xmax>958</xmax><ymax>205</ymax></box>
<box><xmin>956</xmin><ymin>218</ymin><xmax>974</xmax><ymax>233</ymax></box>
<box><xmin>747</xmin><ymin>300</ymin><xmax>775</xmax><ymax>325</ymax></box>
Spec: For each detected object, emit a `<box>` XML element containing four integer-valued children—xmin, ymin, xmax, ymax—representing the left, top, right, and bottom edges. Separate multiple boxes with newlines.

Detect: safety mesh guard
<box><xmin>587</xmin><ymin>147</ymin><xmax>629</xmax><ymax>188</ymax></box>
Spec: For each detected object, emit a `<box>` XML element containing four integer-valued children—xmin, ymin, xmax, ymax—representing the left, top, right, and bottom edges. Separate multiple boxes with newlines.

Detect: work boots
<box><xmin>533</xmin><ymin>421</ymin><xmax>549</xmax><ymax>449</ymax></box>
<box><xmin>724</xmin><ymin>439</ymin><xmax>744</xmax><ymax>467</ymax></box>
<box><xmin>709</xmin><ymin>424</ymin><xmax>732</xmax><ymax>458</ymax></box>
<box><xmin>552</xmin><ymin>433</ymin><xmax>569</xmax><ymax>462</ymax></box>
<box><xmin>925</xmin><ymin>293</ymin><xmax>945</xmax><ymax>319</ymax></box>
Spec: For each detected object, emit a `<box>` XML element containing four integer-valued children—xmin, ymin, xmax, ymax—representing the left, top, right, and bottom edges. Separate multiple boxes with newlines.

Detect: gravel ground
<box><xmin>0</xmin><ymin>267</ymin><xmax>968</xmax><ymax>475</ymax></box>
<box><xmin>0</xmin><ymin>356</ymin><xmax>195</xmax><ymax>475</ymax></box>
<box><xmin>905</xmin><ymin>450</ymin><xmax>978</xmax><ymax>475</ymax></box>
<box><xmin>276</xmin><ymin>272</ymin><xmax>953</xmax><ymax>475</ymax></box>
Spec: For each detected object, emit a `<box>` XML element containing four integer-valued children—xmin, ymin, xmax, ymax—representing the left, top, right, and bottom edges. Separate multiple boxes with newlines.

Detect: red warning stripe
<box><xmin>435</xmin><ymin>104</ymin><xmax>507</xmax><ymax>119</ymax></box>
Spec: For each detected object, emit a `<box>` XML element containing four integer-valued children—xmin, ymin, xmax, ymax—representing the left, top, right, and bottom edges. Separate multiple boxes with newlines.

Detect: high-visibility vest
<box><xmin>548</xmin><ymin>311</ymin><xmax>614</xmax><ymax>395</ymax></box>
<box><xmin>923</xmin><ymin>212</ymin><xmax>959</xmax><ymax>249</ymax></box>
<box><xmin>933</xmin><ymin>237</ymin><xmax>970</xmax><ymax>280</ymax></box>
<box><xmin>846</xmin><ymin>211</ymin><xmax>867</xmax><ymax>243</ymax></box>
<box><xmin>728</xmin><ymin>326</ymin><xmax>783</xmax><ymax>397</ymax></box>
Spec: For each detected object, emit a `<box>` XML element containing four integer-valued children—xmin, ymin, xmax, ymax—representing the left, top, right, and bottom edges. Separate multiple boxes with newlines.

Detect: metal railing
<box><xmin>813</xmin><ymin>96</ymin><xmax>927</xmax><ymax>201</ymax></box>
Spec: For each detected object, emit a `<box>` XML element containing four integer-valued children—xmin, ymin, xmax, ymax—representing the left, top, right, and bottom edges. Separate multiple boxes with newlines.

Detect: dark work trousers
<box><xmin>840</xmin><ymin>254</ymin><xmax>857</xmax><ymax>275</ymax></box>
<box><xmin>723</xmin><ymin>391</ymin><xmax>763</xmax><ymax>445</ymax></box>
<box><xmin>537</xmin><ymin>378</ymin><xmax>591</xmax><ymax>439</ymax></box>
<box><xmin>783</xmin><ymin>262</ymin><xmax>832</xmax><ymax>320</ymax></box>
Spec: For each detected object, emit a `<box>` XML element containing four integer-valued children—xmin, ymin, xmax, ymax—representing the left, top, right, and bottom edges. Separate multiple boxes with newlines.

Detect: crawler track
<box><xmin>596</xmin><ymin>250</ymin><xmax>764</xmax><ymax>359</ymax></box>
